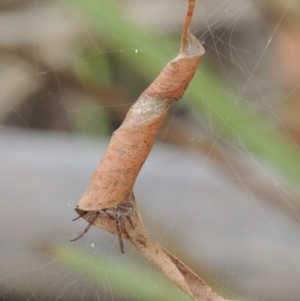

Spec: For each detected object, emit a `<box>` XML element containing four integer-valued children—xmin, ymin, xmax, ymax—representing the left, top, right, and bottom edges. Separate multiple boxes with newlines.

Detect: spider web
<box><xmin>1</xmin><ymin>0</ymin><xmax>300</xmax><ymax>300</ymax></box>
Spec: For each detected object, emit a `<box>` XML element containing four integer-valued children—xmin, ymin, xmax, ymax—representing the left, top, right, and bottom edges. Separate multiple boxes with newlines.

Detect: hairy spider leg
<box><xmin>72</xmin><ymin>215</ymin><xmax>82</xmax><ymax>221</ymax></box>
<box><xmin>70</xmin><ymin>212</ymin><xmax>99</xmax><ymax>242</ymax></box>
<box><xmin>71</xmin><ymin>207</ymin><xmax>133</xmax><ymax>253</ymax></box>
<box><xmin>115</xmin><ymin>213</ymin><xmax>124</xmax><ymax>254</ymax></box>
<box><xmin>126</xmin><ymin>215</ymin><xmax>134</xmax><ymax>230</ymax></box>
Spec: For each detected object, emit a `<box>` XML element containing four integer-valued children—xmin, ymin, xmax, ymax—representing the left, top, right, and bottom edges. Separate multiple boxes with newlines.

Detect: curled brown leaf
<box><xmin>72</xmin><ymin>1</ymin><xmax>239</xmax><ymax>300</ymax></box>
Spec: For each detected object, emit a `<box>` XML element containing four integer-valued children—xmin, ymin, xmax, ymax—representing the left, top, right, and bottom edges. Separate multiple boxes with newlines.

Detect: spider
<box><xmin>71</xmin><ymin>205</ymin><xmax>134</xmax><ymax>254</ymax></box>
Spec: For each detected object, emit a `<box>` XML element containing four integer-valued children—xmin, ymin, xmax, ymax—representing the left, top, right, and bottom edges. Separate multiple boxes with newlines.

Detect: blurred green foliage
<box><xmin>53</xmin><ymin>244</ymin><xmax>192</xmax><ymax>301</ymax></box>
<box><xmin>74</xmin><ymin>99</ymin><xmax>111</xmax><ymax>135</ymax></box>
<box><xmin>75</xmin><ymin>51</ymin><xmax>113</xmax><ymax>86</ymax></box>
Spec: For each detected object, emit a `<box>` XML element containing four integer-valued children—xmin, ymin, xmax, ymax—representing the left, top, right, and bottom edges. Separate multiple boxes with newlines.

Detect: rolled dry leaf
<box><xmin>76</xmin><ymin>32</ymin><xmax>205</xmax><ymax>213</ymax></box>
<box><xmin>71</xmin><ymin>1</ymin><xmax>240</xmax><ymax>299</ymax></box>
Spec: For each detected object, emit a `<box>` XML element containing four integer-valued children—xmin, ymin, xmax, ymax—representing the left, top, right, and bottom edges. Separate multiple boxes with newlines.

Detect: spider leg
<box><xmin>115</xmin><ymin>214</ymin><xmax>124</xmax><ymax>254</ymax></box>
<box><xmin>70</xmin><ymin>212</ymin><xmax>98</xmax><ymax>242</ymax></box>
<box><xmin>126</xmin><ymin>215</ymin><xmax>134</xmax><ymax>230</ymax></box>
<box><xmin>72</xmin><ymin>215</ymin><xmax>82</xmax><ymax>221</ymax></box>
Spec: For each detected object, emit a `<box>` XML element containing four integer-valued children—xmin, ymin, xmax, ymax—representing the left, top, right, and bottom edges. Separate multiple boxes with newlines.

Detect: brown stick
<box><xmin>181</xmin><ymin>0</ymin><xmax>196</xmax><ymax>52</ymax></box>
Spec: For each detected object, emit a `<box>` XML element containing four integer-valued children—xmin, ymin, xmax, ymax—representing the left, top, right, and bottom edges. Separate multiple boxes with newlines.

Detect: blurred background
<box><xmin>1</xmin><ymin>0</ymin><xmax>300</xmax><ymax>300</ymax></box>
